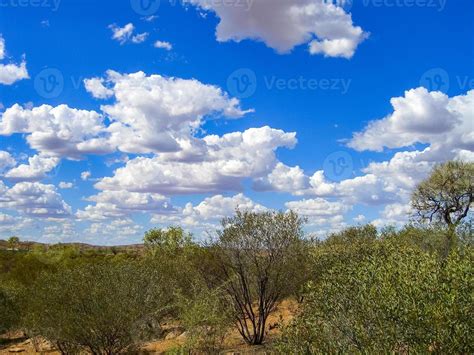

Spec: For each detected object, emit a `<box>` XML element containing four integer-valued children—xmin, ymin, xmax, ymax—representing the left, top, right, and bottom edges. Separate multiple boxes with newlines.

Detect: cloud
<box><xmin>0</xmin><ymin>213</ymin><xmax>16</xmax><ymax>226</ymax></box>
<box><xmin>254</xmin><ymin>162</ymin><xmax>309</xmax><ymax>193</ymax></box>
<box><xmin>353</xmin><ymin>214</ymin><xmax>366</xmax><ymax>223</ymax></box>
<box><xmin>59</xmin><ymin>181</ymin><xmax>74</xmax><ymax>189</ymax></box>
<box><xmin>154</xmin><ymin>40</ymin><xmax>173</xmax><ymax>50</ymax></box>
<box><xmin>76</xmin><ymin>190</ymin><xmax>174</xmax><ymax>221</ymax></box>
<box><xmin>80</xmin><ymin>171</ymin><xmax>91</xmax><ymax>181</ymax></box>
<box><xmin>151</xmin><ymin>193</ymin><xmax>267</xmax><ymax>229</ymax></box>
<box><xmin>143</xmin><ymin>15</ymin><xmax>158</xmax><ymax>22</ymax></box>
<box><xmin>285</xmin><ymin>197</ymin><xmax>349</xmax><ymax>229</ymax></box>
<box><xmin>0</xmin><ymin>104</ymin><xmax>112</xmax><ymax>159</ymax></box>
<box><xmin>0</xmin><ymin>181</ymin><xmax>71</xmax><ymax>218</ymax></box>
<box><xmin>1</xmin><ymin>71</ymin><xmax>253</xmax><ymax>162</ymax></box>
<box><xmin>4</xmin><ymin>155</ymin><xmax>60</xmax><ymax>182</ymax></box>
<box><xmin>0</xmin><ymin>36</ymin><xmax>4</xmax><ymax>60</ymax></box>
<box><xmin>258</xmin><ymin>88</ymin><xmax>474</xmax><ymax>214</ymax></box>
<box><xmin>84</xmin><ymin>219</ymin><xmax>144</xmax><ymax>244</ymax></box>
<box><xmin>95</xmin><ymin>126</ymin><xmax>297</xmax><ymax>195</ymax></box>
<box><xmin>109</xmin><ymin>23</ymin><xmax>133</xmax><ymax>44</ymax></box>
<box><xmin>109</xmin><ymin>23</ymin><xmax>148</xmax><ymax>45</ymax></box>
<box><xmin>83</xmin><ymin>78</ymin><xmax>114</xmax><ymax>99</ymax></box>
<box><xmin>40</xmin><ymin>220</ymin><xmax>77</xmax><ymax>243</ymax></box>
<box><xmin>0</xmin><ymin>62</ymin><xmax>29</xmax><ymax>85</ymax></box>
<box><xmin>0</xmin><ymin>213</ymin><xmax>34</xmax><ymax>235</ymax></box>
<box><xmin>185</xmin><ymin>0</ymin><xmax>367</xmax><ymax>58</ymax></box>
<box><xmin>348</xmin><ymin>88</ymin><xmax>473</xmax><ymax>154</ymax></box>
<box><xmin>372</xmin><ymin>203</ymin><xmax>413</xmax><ymax>228</ymax></box>
<box><xmin>184</xmin><ymin>193</ymin><xmax>266</xmax><ymax>223</ymax></box>
<box><xmin>0</xmin><ymin>34</ymin><xmax>29</xmax><ymax>85</ymax></box>
<box><xmin>85</xmin><ymin>70</ymin><xmax>252</xmax><ymax>154</ymax></box>
<box><xmin>0</xmin><ymin>150</ymin><xmax>16</xmax><ymax>173</ymax></box>
<box><xmin>1</xmin><ymin>62</ymin><xmax>28</xmax><ymax>86</ymax></box>
<box><xmin>131</xmin><ymin>32</ymin><xmax>149</xmax><ymax>43</ymax></box>
<box><xmin>286</xmin><ymin>197</ymin><xmax>349</xmax><ymax>217</ymax></box>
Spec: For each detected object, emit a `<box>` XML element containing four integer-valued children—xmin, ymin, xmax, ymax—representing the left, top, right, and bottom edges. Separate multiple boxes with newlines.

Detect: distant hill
<box><xmin>0</xmin><ymin>239</ymin><xmax>145</xmax><ymax>252</ymax></box>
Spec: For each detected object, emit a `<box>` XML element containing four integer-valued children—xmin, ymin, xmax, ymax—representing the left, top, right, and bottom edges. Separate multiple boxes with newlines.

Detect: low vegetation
<box><xmin>0</xmin><ymin>161</ymin><xmax>472</xmax><ymax>353</ymax></box>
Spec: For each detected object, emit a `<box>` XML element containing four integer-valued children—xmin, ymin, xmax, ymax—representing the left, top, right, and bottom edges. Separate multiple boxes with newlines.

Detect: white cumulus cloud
<box><xmin>4</xmin><ymin>155</ymin><xmax>60</xmax><ymax>182</ymax></box>
<box><xmin>0</xmin><ymin>34</ymin><xmax>29</xmax><ymax>85</ymax></box>
<box><xmin>95</xmin><ymin>126</ymin><xmax>297</xmax><ymax>195</ymax></box>
<box><xmin>0</xmin><ymin>181</ymin><xmax>71</xmax><ymax>218</ymax></box>
<box><xmin>185</xmin><ymin>0</ymin><xmax>367</xmax><ymax>58</ymax></box>
<box><xmin>154</xmin><ymin>40</ymin><xmax>173</xmax><ymax>50</ymax></box>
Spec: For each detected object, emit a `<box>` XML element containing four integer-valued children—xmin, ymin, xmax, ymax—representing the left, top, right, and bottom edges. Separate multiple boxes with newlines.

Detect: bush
<box><xmin>26</xmin><ymin>261</ymin><xmax>169</xmax><ymax>354</ymax></box>
<box><xmin>0</xmin><ymin>283</ymin><xmax>18</xmax><ymax>334</ymax></box>
<box><xmin>309</xmin><ymin>225</ymin><xmax>377</xmax><ymax>286</ymax></box>
<box><xmin>278</xmin><ymin>239</ymin><xmax>474</xmax><ymax>353</ymax></box>
<box><xmin>177</xmin><ymin>285</ymin><xmax>233</xmax><ymax>353</ymax></box>
<box><xmin>144</xmin><ymin>227</ymin><xmax>199</xmax><ymax>303</ymax></box>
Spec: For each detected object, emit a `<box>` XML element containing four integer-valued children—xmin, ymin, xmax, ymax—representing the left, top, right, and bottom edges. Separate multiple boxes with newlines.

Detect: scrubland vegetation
<box><xmin>0</xmin><ymin>161</ymin><xmax>472</xmax><ymax>354</ymax></box>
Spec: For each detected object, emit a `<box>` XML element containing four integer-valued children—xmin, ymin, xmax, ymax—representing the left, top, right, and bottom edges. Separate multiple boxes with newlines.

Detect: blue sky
<box><xmin>0</xmin><ymin>0</ymin><xmax>473</xmax><ymax>244</ymax></box>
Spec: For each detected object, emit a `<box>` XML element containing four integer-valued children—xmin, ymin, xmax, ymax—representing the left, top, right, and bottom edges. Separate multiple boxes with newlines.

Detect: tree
<box><xmin>144</xmin><ymin>226</ymin><xmax>192</xmax><ymax>256</ymax></box>
<box><xmin>7</xmin><ymin>236</ymin><xmax>20</xmax><ymax>250</ymax></box>
<box><xmin>411</xmin><ymin>161</ymin><xmax>473</xmax><ymax>253</ymax></box>
<box><xmin>211</xmin><ymin>210</ymin><xmax>307</xmax><ymax>345</ymax></box>
<box><xmin>26</xmin><ymin>262</ymin><xmax>169</xmax><ymax>354</ymax></box>
<box><xmin>412</xmin><ymin>161</ymin><xmax>473</xmax><ymax>227</ymax></box>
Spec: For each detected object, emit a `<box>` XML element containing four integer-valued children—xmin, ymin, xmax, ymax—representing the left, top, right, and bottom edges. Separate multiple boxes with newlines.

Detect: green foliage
<box><xmin>144</xmin><ymin>226</ymin><xmax>192</xmax><ymax>256</ymax></box>
<box><xmin>177</xmin><ymin>285</ymin><xmax>233</xmax><ymax>353</ymax></box>
<box><xmin>0</xmin><ymin>283</ymin><xmax>18</xmax><ymax>334</ymax></box>
<box><xmin>278</xmin><ymin>235</ymin><xmax>474</xmax><ymax>353</ymax></box>
<box><xmin>144</xmin><ymin>227</ymin><xmax>201</xmax><ymax>312</ymax></box>
<box><xmin>210</xmin><ymin>210</ymin><xmax>308</xmax><ymax>345</ymax></box>
<box><xmin>309</xmin><ymin>224</ymin><xmax>378</xmax><ymax>287</ymax></box>
<box><xmin>412</xmin><ymin>161</ymin><xmax>473</xmax><ymax>227</ymax></box>
<box><xmin>7</xmin><ymin>236</ymin><xmax>20</xmax><ymax>250</ymax></box>
<box><xmin>26</xmin><ymin>261</ymin><xmax>169</xmax><ymax>354</ymax></box>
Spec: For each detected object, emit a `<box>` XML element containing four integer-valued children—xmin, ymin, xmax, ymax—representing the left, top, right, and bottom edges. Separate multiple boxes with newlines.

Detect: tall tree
<box><xmin>411</xmin><ymin>161</ymin><xmax>473</xmax><ymax>227</ymax></box>
<box><xmin>211</xmin><ymin>210</ymin><xmax>307</xmax><ymax>345</ymax></box>
<box><xmin>411</xmin><ymin>161</ymin><xmax>473</xmax><ymax>252</ymax></box>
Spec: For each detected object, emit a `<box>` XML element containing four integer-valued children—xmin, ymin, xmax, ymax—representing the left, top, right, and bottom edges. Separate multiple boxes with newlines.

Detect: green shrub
<box><xmin>177</xmin><ymin>286</ymin><xmax>233</xmax><ymax>353</ymax></box>
<box><xmin>26</xmin><ymin>261</ymin><xmax>169</xmax><ymax>354</ymax></box>
<box><xmin>278</xmin><ymin>240</ymin><xmax>474</xmax><ymax>353</ymax></box>
<box><xmin>0</xmin><ymin>283</ymin><xmax>18</xmax><ymax>334</ymax></box>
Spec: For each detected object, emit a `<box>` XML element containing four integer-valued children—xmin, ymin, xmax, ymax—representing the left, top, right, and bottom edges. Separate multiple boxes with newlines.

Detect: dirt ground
<box><xmin>0</xmin><ymin>300</ymin><xmax>297</xmax><ymax>354</ymax></box>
